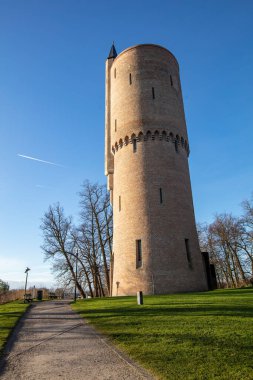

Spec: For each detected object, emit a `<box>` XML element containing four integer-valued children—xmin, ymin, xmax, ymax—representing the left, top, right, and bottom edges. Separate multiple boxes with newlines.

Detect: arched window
<box><xmin>154</xmin><ymin>130</ymin><xmax>159</xmax><ymax>140</ymax></box>
<box><xmin>138</xmin><ymin>132</ymin><xmax>143</xmax><ymax>142</ymax></box>
<box><xmin>146</xmin><ymin>131</ymin><xmax>152</xmax><ymax>140</ymax></box>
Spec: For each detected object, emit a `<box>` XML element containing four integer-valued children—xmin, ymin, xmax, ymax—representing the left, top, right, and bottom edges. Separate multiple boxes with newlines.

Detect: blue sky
<box><xmin>0</xmin><ymin>0</ymin><xmax>252</xmax><ymax>288</ymax></box>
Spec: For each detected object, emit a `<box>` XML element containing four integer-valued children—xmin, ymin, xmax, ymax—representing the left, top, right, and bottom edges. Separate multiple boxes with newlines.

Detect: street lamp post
<box><xmin>74</xmin><ymin>249</ymin><xmax>78</xmax><ymax>302</ymax></box>
<box><xmin>24</xmin><ymin>267</ymin><xmax>30</xmax><ymax>301</ymax></box>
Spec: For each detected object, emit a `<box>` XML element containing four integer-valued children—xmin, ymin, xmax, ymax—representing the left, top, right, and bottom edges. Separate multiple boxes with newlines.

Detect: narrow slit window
<box><xmin>133</xmin><ymin>139</ymin><xmax>137</xmax><ymax>153</ymax></box>
<box><xmin>175</xmin><ymin>141</ymin><xmax>178</xmax><ymax>153</ymax></box>
<box><xmin>119</xmin><ymin>195</ymin><xmax>121</xmax><ymax>211</ymax></box>
<box><xmin>129</xmin><ymin>73</ymin><xmax>132</xmax><ymax>85</ymax></box>
<box><xmin>159</xmin><ymin>188</ymin><xmax>163</xmax><ymax>204</ymax></box>
<box><xmin>185</xmin><ymin>239</ymin><xmax>192</xmax><ymax>266</ymax></box>
<box><xmin>114</xmin><ymin>68</ymin><xmax>116</xmax><ymax>78</ymax></box>
<box><xmin>152</xmin><ymin>87</ymin><xmax>155</xmax><ymax>99</ymax></box>
<box><xmin>115</xmin><ymin>119</ymin><xmax>117</xmax><ymax>132</ymax></box>
<box><xmin>170</xmin><ymin>75</ymin><xmax>173</xmax><ymax>86</ymax></box>
<box><xmin>136</xmin><ymin>239</ymin><xmax>142</xmax><ymax>268</ymax></box>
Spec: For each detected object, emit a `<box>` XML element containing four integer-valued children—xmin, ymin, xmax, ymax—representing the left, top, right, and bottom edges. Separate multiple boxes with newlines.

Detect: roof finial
<box><xmin>108</xmin><ymin>42</ymin><xmax>117</xmax><ymax>59</ymax></box>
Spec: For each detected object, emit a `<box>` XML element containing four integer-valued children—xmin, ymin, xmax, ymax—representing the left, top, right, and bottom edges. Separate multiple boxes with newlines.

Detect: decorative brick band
<box><xmin>112</xmin><ymin>130</ymin><xmax>190</xmax><ymax>156</ymax></box>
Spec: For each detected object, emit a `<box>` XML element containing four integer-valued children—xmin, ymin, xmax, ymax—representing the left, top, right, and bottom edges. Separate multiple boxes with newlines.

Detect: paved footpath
<box><xmin>0</xmin><ymin>300</ymin><xmax>154</xmax><ymax>380</ymax></box>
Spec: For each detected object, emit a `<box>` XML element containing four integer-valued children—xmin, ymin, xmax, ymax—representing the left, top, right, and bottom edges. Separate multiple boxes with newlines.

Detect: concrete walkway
<box><xmin>0</xmin><ymin>301</ymin><xmax>154</xmax><ymax>380</ymax></box>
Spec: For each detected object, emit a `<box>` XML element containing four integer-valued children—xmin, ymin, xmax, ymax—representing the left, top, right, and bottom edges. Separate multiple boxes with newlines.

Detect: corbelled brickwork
<box><xmin>105</xmin><ymin>44</ymin><xmax>208</xmax><ymax>296</ymax></box>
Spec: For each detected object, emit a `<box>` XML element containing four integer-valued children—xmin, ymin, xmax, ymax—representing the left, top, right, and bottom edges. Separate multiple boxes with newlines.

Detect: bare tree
<box><xmin>71</xmin><ymin>228</ymin><xmax>94</xmax><ymax>297</ymax></box>
<box><xmin>41</xmin><ymin>203</ymin><xmax>86</xmax><ymax>298</ymax></box>
<box><xmin>79</xmin><ymin>181</ymin><xmax>112</xmax><ymax>296</ymax></box>
<box><xmin>240</xmin><ymin>194</ymin><xmax>253</xmax><ymax>275</ymax></box>
<box><xmin>197</xmin><ymin>213</ymin><xmax>251</xmax><ymax>288</ymax></box>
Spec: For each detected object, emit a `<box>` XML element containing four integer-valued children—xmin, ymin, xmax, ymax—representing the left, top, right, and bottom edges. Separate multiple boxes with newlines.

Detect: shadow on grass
<box><xmin>78</xmin><ymin>304</ymin><xmax>253</xmax><ymax>320</ymax></box>
<box><xmin>191</xmin><ymin>288</ymin><xmax>253</xmax><ymax>296</ymax></box>
<box><xmin>107</xmin><ymin>330</ymin><xmax>253</xmax><ymax>348</ymax></box>
<box><xmin>0</xmin><ymin>312</ymin><xmax>25</xmax><ymax>317</ymax></box>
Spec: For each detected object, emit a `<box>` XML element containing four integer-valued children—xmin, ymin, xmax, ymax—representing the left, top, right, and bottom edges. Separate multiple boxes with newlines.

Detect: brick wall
<box><xmin>105</xmin><ymin>44</ymin><xmax>208</xmax><ymax>295</ymax></box>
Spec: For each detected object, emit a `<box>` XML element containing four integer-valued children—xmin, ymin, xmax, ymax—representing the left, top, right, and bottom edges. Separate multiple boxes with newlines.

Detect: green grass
<box><xmin>72</xmin><ymin>288</ymin><xmax>253</xmax><ymax>380</ymax></box>
<box><xmin>0</xmin><ymin>301</ymin><xmax>29</xmax><ymax>356</ymax></box>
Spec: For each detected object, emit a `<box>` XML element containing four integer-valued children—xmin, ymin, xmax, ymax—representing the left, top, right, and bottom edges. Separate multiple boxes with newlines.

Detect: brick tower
<box><xmin>105</xmin><ymin>44</ymin><xmax>208</xmax><ymax>296</ymax></box>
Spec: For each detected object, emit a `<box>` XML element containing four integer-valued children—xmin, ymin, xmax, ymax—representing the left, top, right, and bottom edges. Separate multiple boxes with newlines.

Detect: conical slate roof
<box><xmin>108</xmin><ymin>43</ymin><xmax>117</xmax><ymax>59</ymax></box>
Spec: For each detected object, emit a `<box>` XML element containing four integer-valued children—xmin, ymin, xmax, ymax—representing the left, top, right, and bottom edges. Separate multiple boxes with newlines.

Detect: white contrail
<box><xmin>18</xmin><ymin>154</ymin><xmax>64</xmax><ymax>167</ymax></box>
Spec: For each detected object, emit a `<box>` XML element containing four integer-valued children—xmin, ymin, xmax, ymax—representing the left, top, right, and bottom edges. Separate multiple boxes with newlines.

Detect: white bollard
<box><xmin>137</xmin><ymin>291</ymin><xmax>143</xmax><ymax>305</ymax></box>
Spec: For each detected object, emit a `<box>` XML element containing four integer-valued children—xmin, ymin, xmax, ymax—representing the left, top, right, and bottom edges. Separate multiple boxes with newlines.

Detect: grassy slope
<box><xmin>0</xmin><ymin>301</ymin><xmax>29</xmax><ymax>356</ymax></box>
<box><xmin>72</xmin><ymin>288</ymin><xmax>253</xmax><ymax>380</ymax></box>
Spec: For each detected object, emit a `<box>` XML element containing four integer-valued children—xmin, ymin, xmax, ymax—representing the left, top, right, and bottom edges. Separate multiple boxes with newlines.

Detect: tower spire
<box><xmin>108</xmin><ymin>42</ymin><xmax>117</xmax><ymax>59</ymax></box>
